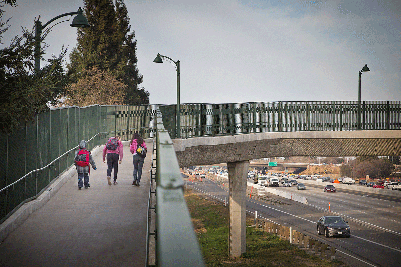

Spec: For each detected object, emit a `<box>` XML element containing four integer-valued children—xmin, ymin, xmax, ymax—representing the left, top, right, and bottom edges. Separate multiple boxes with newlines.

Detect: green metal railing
<box><xmin>160</xmin><ymin>101</ymin><xmax>401</xmax><ymax>138</ymax></box>
<box><xmin>147</xmin><ymin>109</ymin><xmax>204</xmax><ymax>266</ymax></box>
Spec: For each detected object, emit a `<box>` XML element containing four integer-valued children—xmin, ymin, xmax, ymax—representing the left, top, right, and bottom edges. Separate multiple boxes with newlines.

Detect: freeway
<box><xmin>185</xmin><ymin>176</ymin><xmax>401</xmax><ymax>267</ymax></box>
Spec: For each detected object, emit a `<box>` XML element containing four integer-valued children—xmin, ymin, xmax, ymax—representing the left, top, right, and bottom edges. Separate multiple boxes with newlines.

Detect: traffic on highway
<box><xmin>184</xmin><ymin>167</ymin><xmax>401</xmax><ymax>267</ymax></box>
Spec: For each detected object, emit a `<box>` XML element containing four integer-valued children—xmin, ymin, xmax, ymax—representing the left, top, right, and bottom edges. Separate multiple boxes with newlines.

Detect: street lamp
<box><xmin>34</xmin><ymin>7</ymin><xmax>89</xmax><ymax>72</ymax></box>
<box><xmin>153</xmin><ymin>53</ymin><xmax>181</xmax><ymax>138</ymax></box>
<box><xmin>357</xmin><ymin>64</ymin><xmax>370</xmax><ymax>130</ymax></box>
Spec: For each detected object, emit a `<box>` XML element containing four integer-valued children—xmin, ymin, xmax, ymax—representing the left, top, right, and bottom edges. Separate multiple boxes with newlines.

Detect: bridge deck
<box><xmin>0</xmin><ymin>142</ymin><xmax>152</xmax><ymax>267</ymax></box>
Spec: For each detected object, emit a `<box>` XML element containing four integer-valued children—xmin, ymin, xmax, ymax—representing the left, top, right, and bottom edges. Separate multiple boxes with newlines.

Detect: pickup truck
<box><xmin>387</xmin><ymin>182</ymin><xmax>401</xmax><ymax>190</ymax></box>
<box><xmin>269</xmin><ymin>178</ymin><xmax>280</xmax><ymax>187</ymax></box>
<box><xmin>258</xmin><ymin>176</ymin><xmax>269</xmax><ymax>187</ymax></box>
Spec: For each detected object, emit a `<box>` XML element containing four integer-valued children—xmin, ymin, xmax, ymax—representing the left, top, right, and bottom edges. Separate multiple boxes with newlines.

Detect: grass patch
<box><xmin>185</xmin><ymin>189</ymin><xmax>345</xmax><ymax>267</ymax></box>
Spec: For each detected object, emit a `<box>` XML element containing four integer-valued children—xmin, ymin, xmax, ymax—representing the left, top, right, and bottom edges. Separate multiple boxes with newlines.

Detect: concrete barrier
<box><xmin>264</xmin><ymin>187</ymin><xmax>308</xmax><ymax>204</ymax></box>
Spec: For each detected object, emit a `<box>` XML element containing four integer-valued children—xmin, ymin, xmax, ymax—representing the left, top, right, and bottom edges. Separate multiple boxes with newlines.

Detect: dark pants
<box><xmin>133</xmin><ymin>154</ymin><xmax>145</xmax><ymax>182</ymax></box>
<box><xmin>78</xmin><ymin>173</ymin><xmax>89</xmax><ymax>188</ymax></box>
<box><xmin>107</xmin><ymin>153</ymin><xmax>119</xmax><ymax>181</ymax></box>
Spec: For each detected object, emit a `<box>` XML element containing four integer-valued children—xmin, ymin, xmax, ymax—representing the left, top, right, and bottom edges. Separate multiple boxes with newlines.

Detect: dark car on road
<box><xmin>317</xmin><ymin>216</ymin><xmax>351</xmax><ymax>238</ymax></box>
<box><xmin>324</xmin><ymin>184</ymin><xmax>336</xmax><ymax>192</ymax></box>
<box><xmin>297</xmin><ymin>183</ymin><xmax>306</xmax><ymax>190</ymax></box>
<box><xmin>359</xmin><ymin>179</ymin><xmax>367</xmax><ymax>185</ymax></box>
<box><xmin>367</xmin><ymin>182</ymin><xmax>375</xmax><ymax>187</ymax></box>
<box><xmin>321</xmin><ymin>177</ymin><xmax>331</xmax><ymax>182</ymax></box>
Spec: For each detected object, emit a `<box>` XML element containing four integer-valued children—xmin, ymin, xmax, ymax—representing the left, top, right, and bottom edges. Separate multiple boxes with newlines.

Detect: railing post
<box><xmin>386</xmin><ymin>101</ymin><xmax>390</xmax><ymax>130</ymax></box>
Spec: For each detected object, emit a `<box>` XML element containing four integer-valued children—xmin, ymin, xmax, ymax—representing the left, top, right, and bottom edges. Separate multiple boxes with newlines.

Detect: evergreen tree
<box><xmin>115</xmin><ymin>0</ymin><xmax>148</xmax><ymax>104</ymax></box>
<box><xmin>68</xmin><ymin>0</ymin><xmax>117</xmax><ymax>77</ymax></box>
<box><xmin>1</xmin><ymin>1</ymin><xmax>68</xmax><ymax>133</ymax></box>
<box><xmin>68</xmin><ymin>0</ymin><xmax>148</xmax><ymax>105</ymax></box>
<box><xmin>0</xmin><ymin>30</ymin><xmax>67</xmax><ymax>133</ymax></box>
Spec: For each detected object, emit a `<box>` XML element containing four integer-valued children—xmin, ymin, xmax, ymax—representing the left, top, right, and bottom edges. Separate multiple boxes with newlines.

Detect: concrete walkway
<box><xmin>0</xmin><ymin>141</ymin><xmax>153</xmax><ymax>267</ymax></box>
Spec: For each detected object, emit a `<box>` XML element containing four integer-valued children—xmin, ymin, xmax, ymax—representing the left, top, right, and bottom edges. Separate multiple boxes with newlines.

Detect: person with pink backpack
<box><xmin>102</xmin><ymin>135</ymin><xmax>123</xmax><ymax>185</ymax></box>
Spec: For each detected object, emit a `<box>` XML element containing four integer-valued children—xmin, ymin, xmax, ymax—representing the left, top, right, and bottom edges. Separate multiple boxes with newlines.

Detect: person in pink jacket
<box><xmin>103</xmin><ymin>135</ymin><xmax>123</xmax><ymax>185</ymax></box>
<box><xmin>129</xmin><ymin>132</ymin><xmax>147</xmax><ymax>186</ymax></box>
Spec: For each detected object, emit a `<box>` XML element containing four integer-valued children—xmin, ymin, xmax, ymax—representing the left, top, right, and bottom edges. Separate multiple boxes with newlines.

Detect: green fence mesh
<box><xmin>0</xmin><ymin>105</ymin><xmax>154</xmax><ymax>223</ymax></box>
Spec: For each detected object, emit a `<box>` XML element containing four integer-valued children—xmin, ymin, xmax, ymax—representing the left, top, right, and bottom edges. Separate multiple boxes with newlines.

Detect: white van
<box><xmin>342</xmin><ymin>177</ymin><xmax>355</xmax><ymax>185</ymax></box>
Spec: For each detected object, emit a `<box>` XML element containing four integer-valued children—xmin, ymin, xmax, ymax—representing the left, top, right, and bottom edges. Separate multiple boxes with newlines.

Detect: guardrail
<box><xmin>148</xmin><ymin>109</ymin><xmax>204</xmax><ymax>267</ymax></box>
<box><xmin>160</xmin><ymin>101</ymin><xmax>401</xmax><ymax>138</ymax></box>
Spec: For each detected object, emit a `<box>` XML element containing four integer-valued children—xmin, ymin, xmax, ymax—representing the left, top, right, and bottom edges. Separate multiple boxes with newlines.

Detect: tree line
<box><xmin>340</xmin><ymin>156</ymin><xmax>396</xmax><ymax>180</ymax></box>
<box><xmin>1</xmin><ymin>0</ymin><xmax>148</xmax><ymax>133</ymax></box>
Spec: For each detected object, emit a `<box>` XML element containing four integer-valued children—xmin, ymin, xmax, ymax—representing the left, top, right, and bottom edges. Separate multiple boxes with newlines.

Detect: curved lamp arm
<box><xmin>34</xmin><ymin>7</ymin><xmax>89</xmax><ymax>71</ymax></box>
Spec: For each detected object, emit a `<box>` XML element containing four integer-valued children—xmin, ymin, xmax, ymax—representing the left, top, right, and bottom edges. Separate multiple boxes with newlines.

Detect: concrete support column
<box><xmin>227</xmin><ymin>160</ymin><xmax>249</xmax><ymax>257</ymax></box>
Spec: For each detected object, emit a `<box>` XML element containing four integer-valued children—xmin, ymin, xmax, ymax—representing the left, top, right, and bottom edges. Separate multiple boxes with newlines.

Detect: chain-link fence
<box><xmin>0</xmin><ymin>105</ymin><xmax>154</xmax><ymax>223</ymax></box>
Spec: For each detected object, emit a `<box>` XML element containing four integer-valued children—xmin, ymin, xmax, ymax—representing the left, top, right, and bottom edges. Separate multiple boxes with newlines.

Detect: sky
<box><xmin>1</xmin><ymin>0</ymin><xmax>400</xmax><ymax>105</ymax></box>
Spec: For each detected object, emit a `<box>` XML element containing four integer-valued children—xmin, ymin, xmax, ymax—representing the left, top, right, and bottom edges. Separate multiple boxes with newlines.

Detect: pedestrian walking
<box><xmin>74</xmin><ymin>140</ymin><xmax>97</xmax><ymax>189</ymax></box>
<box><xmin>130</xmin><ymin>132</ymin><xmax>147</xmax><ymax>186</ymax></box>
<box><xmin>103</xmin><ymin>135</ymin><xmax>123</xmax><ymax>185</ymax></box>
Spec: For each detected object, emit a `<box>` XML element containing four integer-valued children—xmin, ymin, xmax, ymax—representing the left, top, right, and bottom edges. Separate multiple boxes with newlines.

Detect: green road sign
<box><xmin>268</xmin><ymin>162</ymin><xmax>277</xmax><ymax>167</ymax></box>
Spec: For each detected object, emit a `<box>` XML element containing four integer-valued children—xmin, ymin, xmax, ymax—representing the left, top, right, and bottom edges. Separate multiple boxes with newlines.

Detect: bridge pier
<box><xmin>227</xmin><ymin>160</ymin><xmax>249</xmax><ymax>257</ymax></box>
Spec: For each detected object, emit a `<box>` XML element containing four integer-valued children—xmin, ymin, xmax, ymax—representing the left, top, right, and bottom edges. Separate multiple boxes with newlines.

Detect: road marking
<box><xmin>353</xmin><ymin>235</ymin><xmax>401</xmax><ymax>253</ymax></box>
<box><xmin>188</xmin><ymin>182</ymin><xmax>385</xmax><ymax>267</ymax></box>
<box><xmin>335</xmin><ymin>250</ymin><xmax>377</xmax><ymax>267</ymax></box>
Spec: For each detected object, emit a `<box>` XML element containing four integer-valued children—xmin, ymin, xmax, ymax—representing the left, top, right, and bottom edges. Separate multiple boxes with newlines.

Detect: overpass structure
<box><xmin>1</xmin><ymin>102</ymin><xmax>401</xmax><ymax>263</ymax></box>
<box><xmin>173</xmin><ymin>130</ymin><xmax>401</xmax><ymax>167</ymax></box>
<box><xmin>172</xmin><ymin>129</ymin><xmax>401</xmax><ymax>256</ymax></box>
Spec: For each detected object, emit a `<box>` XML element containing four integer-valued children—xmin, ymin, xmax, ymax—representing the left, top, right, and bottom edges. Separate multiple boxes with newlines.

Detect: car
<box><xmin>283</xmin><ymin>182</ymin><xmax>292</xmax><ymax>187</ymax></box>
<box><xmin>373</xmin><ymin>183</ymin><xmax>384</xmax><ymax>189</ymax></box>
<box><xmin>257</xmin><ymin>176</ymin><xmax>268</xmax><ymax>187</ymax></box>
<box><xmin>321</xmin><ymin>177</ymin><xmax>331</xmax><ymax>182</ymax></box>
<box><xmin>386</xmin><ymin>182</ymin><xmax>399</xmax><ymax>189</ymax></box>
<box><xmin>324</xmin><ymin>184</ymin><xmax>336</xmax><ymax>192</ymax></box>
<box><xmin>366</xmin><ymin>182</ymin><xmax>375</xmax><ymax>187</ymax></box>
<box><xmin>317</xmin><ymin>216</ymin><xmax>351</xmax><ymax>238</ymax></box>
<box><xmin>290</xmin><ymin>180</ymin><xmax>298</xmax><ymax>186</ymax></box>
<box><xmin>297</xmin><ymin>183</ymin><xmax>306</xmax><ymax>190</ymax></box>
<box><xmin>269</xmin><ymin>178</ymin><xmax>280</xmax><ymax>187</ymax></box>
<box><xmin>359</xmin><ymin>179</ymin><xmax>367</xmax><ymax>185</ymax></box>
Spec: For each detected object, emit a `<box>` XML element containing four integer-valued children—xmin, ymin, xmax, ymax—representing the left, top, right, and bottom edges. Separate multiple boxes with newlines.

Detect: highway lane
<box><xmin>186</xmin><ymin>178</ymin><xmax>401</xmax><ymax>267</ymax></box>
<box><xmin>281</xmin><ymin>181</ymin><xmax>401</xmax><ymax>235</ymax></box>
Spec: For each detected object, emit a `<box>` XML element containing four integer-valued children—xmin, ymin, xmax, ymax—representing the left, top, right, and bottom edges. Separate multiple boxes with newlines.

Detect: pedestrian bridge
<box><xmin>173</xmin><ymin>130</ymin><xmax>401</xmax><ymax>167</ymax></box>
<box><xmin>1</xmin><ymin>102</ymin><xmax>400</xmax><ymax>265</ymax></box>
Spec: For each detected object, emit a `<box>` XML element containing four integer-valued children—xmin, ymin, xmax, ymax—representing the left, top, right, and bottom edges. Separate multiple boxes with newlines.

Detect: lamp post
<box><xmin>357</xmin><ymin>64</ymin><xmax>370</xmax><ymax>130</ymax></box>
<box><xmin>153</xmin><ymin>53</ymin><xmax>181</xmax><ymax>138</ymax></box>
<box><xmin>34</xmin><ymin>7</ymin><xmax>89</xmax><ymax>72</ymax></box>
